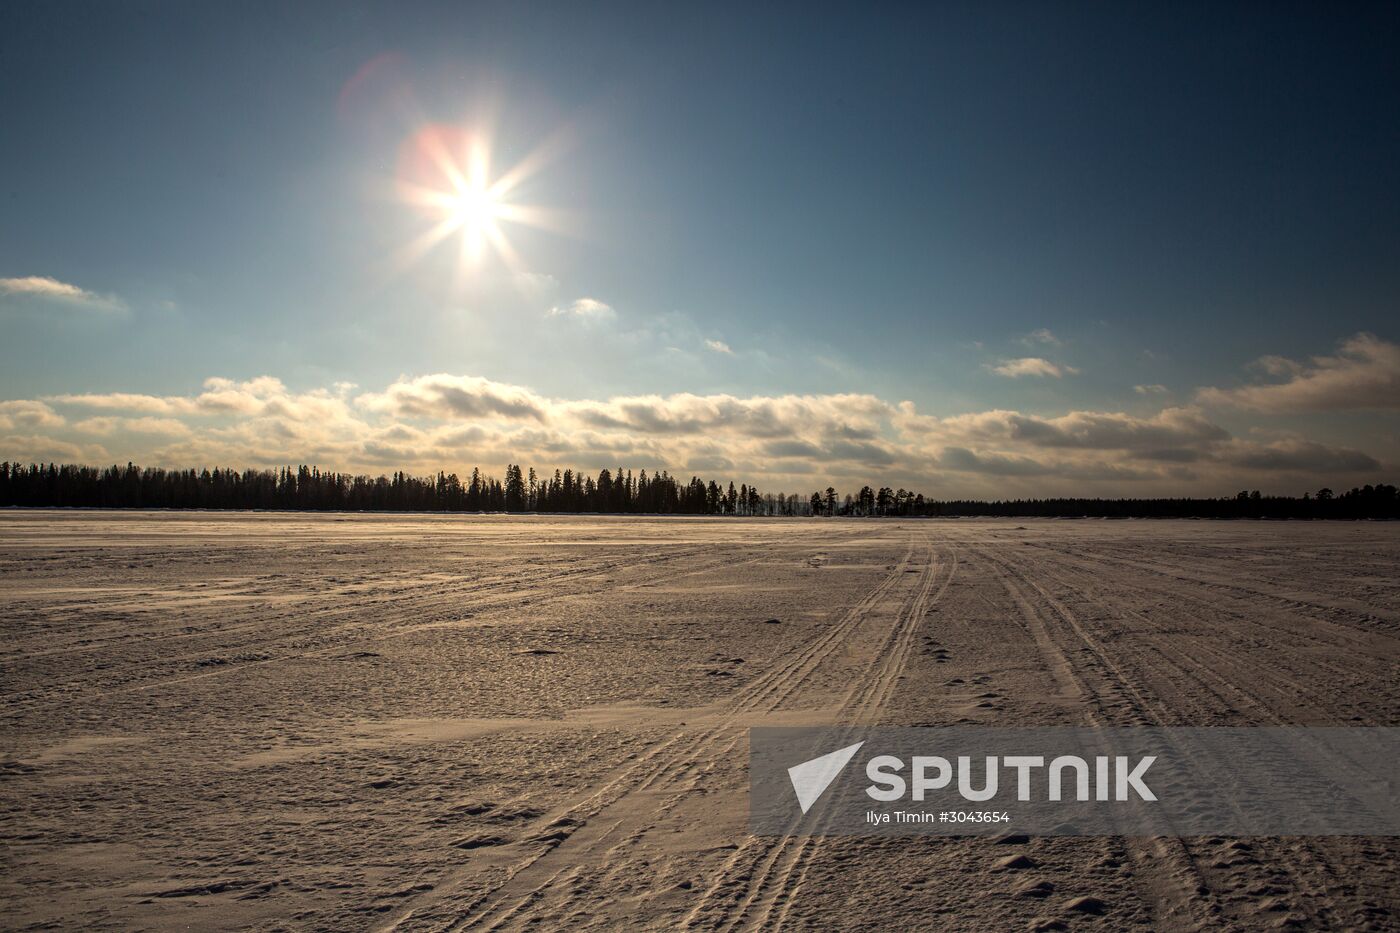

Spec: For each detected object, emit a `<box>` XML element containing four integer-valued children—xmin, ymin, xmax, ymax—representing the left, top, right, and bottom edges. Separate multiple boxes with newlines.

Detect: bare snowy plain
<box><xmin>2</xmin><ymin>512</ymin><xmax>1398</xmax><ymax>931</ymax></box>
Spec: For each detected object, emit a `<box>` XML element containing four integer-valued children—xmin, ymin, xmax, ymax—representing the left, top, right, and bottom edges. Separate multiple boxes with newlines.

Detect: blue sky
<box><xmin>2</xmin><ymin>2</ymin><xmax>1397</xmax><ymax>496</ymax></box>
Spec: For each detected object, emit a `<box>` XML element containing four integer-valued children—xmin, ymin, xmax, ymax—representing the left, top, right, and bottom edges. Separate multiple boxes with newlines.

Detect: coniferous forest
<box><xmin>1</xmin><ymin>461</ymin><xmax>1396</xmax><ymax>519</ymax></box>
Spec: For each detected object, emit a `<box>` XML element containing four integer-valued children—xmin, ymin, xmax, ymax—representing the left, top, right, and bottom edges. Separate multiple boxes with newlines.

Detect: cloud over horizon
<box><xmin>1197</xmin><ymin>333</ymin><xmax>1400</xmax><ymax>412</ymax></box>
<box><xmin>6</xmin><ymin>337</ymin><xmax>1394</xmax><ymax>498</ymax></box>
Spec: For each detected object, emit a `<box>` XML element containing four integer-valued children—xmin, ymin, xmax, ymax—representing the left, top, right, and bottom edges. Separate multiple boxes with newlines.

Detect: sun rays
<box><xmin>389</xmin><ymin>122</ymin><xmax>566</xmax><ymax>283</ymax></box>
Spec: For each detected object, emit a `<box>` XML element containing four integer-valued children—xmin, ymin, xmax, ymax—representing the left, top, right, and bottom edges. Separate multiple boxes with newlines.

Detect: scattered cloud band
<box><xmin>4</xmin><ymin>338</ymin><xmax>1390</xmax><ymax>496</ymax></box>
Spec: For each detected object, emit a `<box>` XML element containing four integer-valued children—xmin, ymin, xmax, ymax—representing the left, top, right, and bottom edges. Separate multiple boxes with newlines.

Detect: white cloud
<box><xmin>72</xmin><ymin>416</ymin><xmax>191</xmax><ymax>437</ymax></box>
<box><xmin>47</xmin><ymin>392</ymin><xmax>197</xmax><ymax>415</ymax></box>
<box><xmin>987</xmin><ymin>357</ymin><xmax>1079</xmax><ymax>378</ymax></box>
<box><xmin>546</xmin><ymin>297</ymin><xmax>615</xmax><ymax>320</ymax></box>
<box><xmin>896</xmin><ymin>405</ymin><xmax>1231</xmax><ymax>458</ymax></box>
<box><xmin>1198</xmin><ymin>333</ymin><xmax>1400</xmax><ymax>412</ymax></box>
<box><xmin>0</xmin><ymin>276</ymin><xmax>125</xmax><ymax>312</ymax></box>
<box><xmin>1134</xmin><ymin>384</ymin><xmax>1168</xmax><ymax>395</ymax></box>
<box><xmin>515</xmin><ymin>271</ymin><xmax>558</xmax><ymax>295</ymax></box>
<box><xmin>564</xmin><ymin>392</ymin><xmax>892</xmax><ymax>440</ymax></box>
<box><xmin>0</xmin><ymin>400</ymin><xmax>65</xmax><ymax>431</ymax></box>
<box><xmin>704</xmin><ymin>339</ymin><xmax>734</xmax><ymax>355</ymax></box>
<box><xmin>1</xmin><ymin>434</ymin><xmax>108</xmax><ymax>463</ymax></box>
<box><xmin>357</xmin><ymin>374</ymin><xmax>550</xmax><ymax>422</ymax></box>
<box><xmin>1022</xmin><ymin>328</ymin><xmax>1062</xmax><ymax>346</ymax></box>
<box><xmin>50</xmin><ymin>378</ymin><xmax>354</xmax><ymax>422</ymax></box>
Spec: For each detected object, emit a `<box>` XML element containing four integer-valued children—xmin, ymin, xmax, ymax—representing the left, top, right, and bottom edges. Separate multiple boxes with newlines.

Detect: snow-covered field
<box><xmin>2</xmin><ymin>512</ymin><xmax>1397</xmax><ymax>930</ymax></box>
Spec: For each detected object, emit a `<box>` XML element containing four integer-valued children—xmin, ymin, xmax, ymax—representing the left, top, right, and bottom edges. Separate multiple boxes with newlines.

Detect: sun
<box><xmin>444</xmin><ymin>180</ymin><xmax>502</xmax><ymax>258</ymax></box>
<box><xmin>391</xmin><ymin>123</ymin><xmax>564</xmax><ymax>277</ymax></box>
<box><xmin>450</xmin><ymin>185</ymin><xmax>499</xmax><ymax>234</ymax></box>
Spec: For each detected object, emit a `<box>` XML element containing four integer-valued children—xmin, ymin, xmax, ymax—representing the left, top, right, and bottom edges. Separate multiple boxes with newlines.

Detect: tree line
<box><xmin>1</xmin><ymin>462</ymin><xmax>1396</xmax><ymax>519</ymax></box>
<box><xmin>808</xmin><ymin>482</ymin><xmax>1398</xmax><ymax>519</ymax></box>
<box><xmin>0</xmin><ymin>462</ymin><xmax>807</xmax><ymax>516</ymax></box>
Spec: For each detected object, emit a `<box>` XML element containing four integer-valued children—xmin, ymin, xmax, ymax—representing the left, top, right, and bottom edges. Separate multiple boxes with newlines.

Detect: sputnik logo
<box><xmin>787</xmin><ymin>741</ymin><xmax>865</xmax><ymax>814</ymax></box>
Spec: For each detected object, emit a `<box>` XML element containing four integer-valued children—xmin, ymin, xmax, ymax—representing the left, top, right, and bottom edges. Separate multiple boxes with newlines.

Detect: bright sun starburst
<box><xmin>450</xmin><ymin>185</ymin><xmax>499</xmax><ymax>240</ymax></box>
<box><xmin>391</xmin><ymin>123</ymin><xmax>565</xmax><ymax>279</ymax></box>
